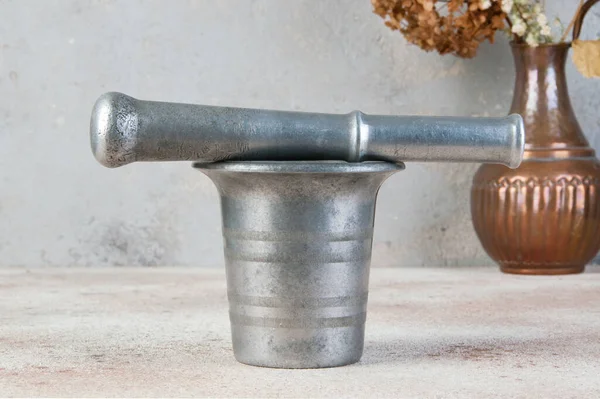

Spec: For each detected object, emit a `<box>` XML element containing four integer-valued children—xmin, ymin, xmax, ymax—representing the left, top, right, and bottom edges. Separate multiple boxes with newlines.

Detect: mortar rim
<box><xmin>192</xmin><ymin>161</ymin><xmax>405</xmax><ymax>174</ymax></box>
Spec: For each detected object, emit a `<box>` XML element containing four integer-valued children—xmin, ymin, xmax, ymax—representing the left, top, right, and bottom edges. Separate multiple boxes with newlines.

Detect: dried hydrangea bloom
<box><xmin>372</xmin><ymin>0</ymin><xmax>507</xmax><ymax>58</ymax></box>
<box><xmin>372</xmin><ymin>0</ymin><xmax>562</xmax><ymax>55</ymax></box>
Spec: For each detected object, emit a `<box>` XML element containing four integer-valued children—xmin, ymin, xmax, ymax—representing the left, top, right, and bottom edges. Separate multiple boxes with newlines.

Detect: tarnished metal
<box><xmin>196</xmin><ymin>161</ymin><xmax>402</xmax><ymax>368</ymax></box>
<box><xmin>90</xmin><ymin>92</ymin><xmax>525</xmax><ymax>169</ymax></box>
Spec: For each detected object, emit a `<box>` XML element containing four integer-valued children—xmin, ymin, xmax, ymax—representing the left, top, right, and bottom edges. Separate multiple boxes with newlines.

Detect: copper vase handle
<box><xmin>573</xmin><ymin>0</ymin><xmax>600</xmax><ymax>41</ymax></box>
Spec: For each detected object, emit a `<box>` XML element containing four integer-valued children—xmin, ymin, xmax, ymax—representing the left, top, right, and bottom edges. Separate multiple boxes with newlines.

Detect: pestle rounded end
<box><xmin>90</xmin><ymin>92</ymin><xmax>139</xmax><ymax>168</ymax></box>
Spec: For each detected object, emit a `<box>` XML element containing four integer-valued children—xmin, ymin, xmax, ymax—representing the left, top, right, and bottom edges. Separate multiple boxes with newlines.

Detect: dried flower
<box><xmin>536</xmin><ymin>14</ymin><xmax>547</xmax><ymax>26</ymax></box>
<box><xmin>502</xmin><ymin>0</ymin><xmax>553</xmax><ymax>45</ymax></box>
<box><xmin>371</xmin><ymin>0</ymin><xmax>507</xmax><ymax>58</ymax></box>
<box><xmin>572</xmin><ymin>39</ymin><xmax>600</xmax><ymax>78</ymax></box>
<box><xmin>541</xmin><ymin>25</ymin><xmax>551</xmax><ymax>36</ymax></box>
<box><xmin>501</xmin><ymin>0</ymin><xmax>514</xmax><ymax>14</ymax></box>
<box><xmin>525</xmin><ymin>33</ymin><xmax>538</xmax><ymax>47</ymax></box>
<box><xmin>512</xmin><ymin>21</ymin><xmax>527</xmax><ymax>36</ymax></box>
<box><xmin>372</xmin><ymin>0</ymin><xmax>592</xmax><ymax>56</ymax></box>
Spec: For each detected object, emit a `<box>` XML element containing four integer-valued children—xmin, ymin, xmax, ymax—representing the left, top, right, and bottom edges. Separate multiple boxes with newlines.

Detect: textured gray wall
<box><xmin>1</xmin><ymin>0</ymin><xmax>599</xmax><ymax>267</ymax></box>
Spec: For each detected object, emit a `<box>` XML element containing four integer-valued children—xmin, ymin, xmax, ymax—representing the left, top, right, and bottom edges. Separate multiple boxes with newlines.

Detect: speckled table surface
<box><xmin>1</xmin><ymin>267</ymin><xmax>599</xmax><ymax>398</ymax></box>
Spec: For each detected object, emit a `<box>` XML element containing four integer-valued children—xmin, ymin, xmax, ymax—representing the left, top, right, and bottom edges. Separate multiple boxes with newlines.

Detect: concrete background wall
<box><xmin>1</xmin><ymin>0</ymin><xmax>599</xmax><ymax>267</ymax></box>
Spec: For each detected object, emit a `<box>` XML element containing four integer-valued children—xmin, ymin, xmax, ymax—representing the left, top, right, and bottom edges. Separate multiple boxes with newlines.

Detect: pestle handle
<box><xmin>90</xmin><ymin>92</ymin><xmax>524</xmax><ymax>168</ymax></box>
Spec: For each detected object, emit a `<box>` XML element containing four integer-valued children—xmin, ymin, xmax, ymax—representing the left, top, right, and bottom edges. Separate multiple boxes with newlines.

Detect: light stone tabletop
<box><xmin>1</xmin><ymin>267</ymin><xmax>599</xmax><ymax>398</ymax></box>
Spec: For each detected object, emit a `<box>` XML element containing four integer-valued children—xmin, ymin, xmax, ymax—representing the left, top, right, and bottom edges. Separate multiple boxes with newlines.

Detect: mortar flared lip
<box><xmin>193</xmin><ymin>160</ymin><xmax>405</xmax><ymax>174</ymax></box>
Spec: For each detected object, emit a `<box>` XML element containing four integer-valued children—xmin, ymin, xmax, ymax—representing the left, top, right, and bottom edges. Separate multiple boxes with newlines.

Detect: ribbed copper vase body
<box><xmin>471</xmin><ymin>43</ymin><xmax>600</xmax><ymax>275</ymax></box>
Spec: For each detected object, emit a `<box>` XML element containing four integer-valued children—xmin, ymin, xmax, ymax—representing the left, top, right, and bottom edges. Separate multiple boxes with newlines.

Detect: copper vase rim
<box><xmin>509</xmin><ymin>41</ymin><xmax>572</xmax><ymax>50</ymax></box>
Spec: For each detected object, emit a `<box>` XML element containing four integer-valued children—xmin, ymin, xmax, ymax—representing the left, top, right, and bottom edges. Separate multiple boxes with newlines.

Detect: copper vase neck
<box><xmin>510</xmin><ymin>43</ymin><xmax>591</xmax><ymax>154</ymax></box>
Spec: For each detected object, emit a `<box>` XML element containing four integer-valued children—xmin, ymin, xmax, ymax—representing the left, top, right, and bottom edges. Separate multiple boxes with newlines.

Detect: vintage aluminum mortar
<box><xmin>90</xmin><ymin>92</ymin><xmax>525</xmax><ymax>368</ymax></box>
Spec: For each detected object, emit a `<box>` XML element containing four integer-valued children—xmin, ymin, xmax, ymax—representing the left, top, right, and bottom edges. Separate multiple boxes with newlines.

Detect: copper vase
<box><xmin>471</xmin><ymin>42</ymin><xmax>600</xmax><ymax>275</ymax></box>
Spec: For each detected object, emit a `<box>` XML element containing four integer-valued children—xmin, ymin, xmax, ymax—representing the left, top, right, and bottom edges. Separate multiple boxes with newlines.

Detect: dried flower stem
<box><xmin>559</xmin><ymin>0</ymin><xmax>585</xmax><ymax>42</ymax></box>
<box><xmin>512</xmin><ymin>4</ymin><xmax>527</xmax><ymax>42</ymax></box>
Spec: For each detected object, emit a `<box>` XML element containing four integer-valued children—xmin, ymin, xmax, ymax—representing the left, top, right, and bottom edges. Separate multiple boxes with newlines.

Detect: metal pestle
<box><xmin>90</xmin><ymin>92</ymin><xmax>524</xmax><ymax>169</ymax></box>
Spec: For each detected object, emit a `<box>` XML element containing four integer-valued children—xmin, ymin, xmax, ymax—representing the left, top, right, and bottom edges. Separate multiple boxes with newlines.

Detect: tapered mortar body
<box><xmin>196</xmin><ymin>161</ymin><xmax>402</xmax><ymax>368</ymax></box>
